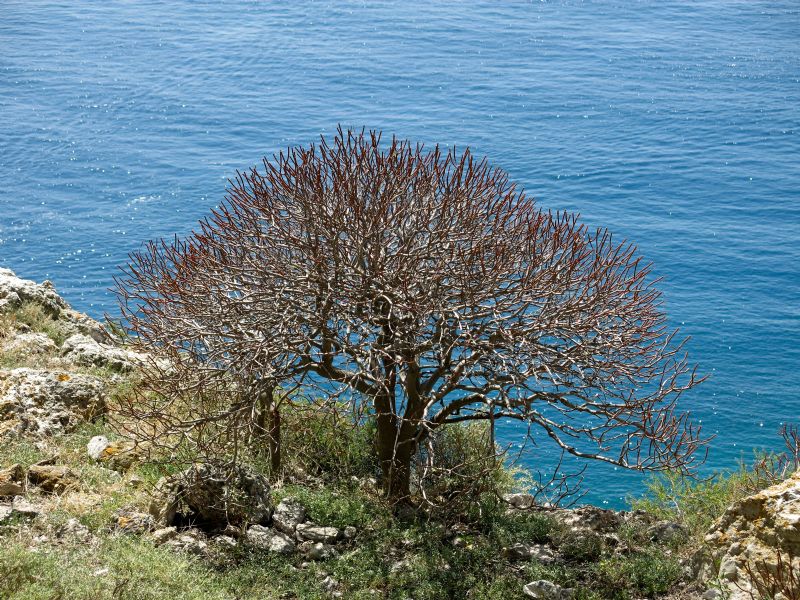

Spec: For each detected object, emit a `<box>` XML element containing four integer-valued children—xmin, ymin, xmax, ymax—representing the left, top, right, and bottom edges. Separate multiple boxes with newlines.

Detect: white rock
<box><xmin>1</xmin><ymin>332</ymin><xmax>57</xmax><ymax>356</ymax></box>
<box><xmin>152</xmin><ymin>526</ymin><xmax>178</xmax><ymax>544</ymax></box>
<box><xmin>0</xmin><ymin>268</ymin><xmax>67</xmax><ymax>315</ymax></box>
<box><xmin>87</xmin><ymin>436</ymin><xmax>110</xmax><ymax>460</ymax></box>
<box><xmin>523</xmin><ymin>580</ymin><xmax>573</xmax><ymax>600</ymax></box>
<box><xmin>0</xmin><ymin>368</ymin><xmax>106</xmax><ymax>436</ymax></box>
<box><xmin>306</xmin><ymin>542</ymin><xmax>337</xmax><ymax>561</ymax></box>
<box><xmin>273</xmin><ymin>497</ymin><xmax>306</xmax><ymax>535</ymax></box>
<box><xmin>246</xmin><ymin>525</ymin><xmax>296</xmax><ymax>554</ymax></box>
<box><xmin>61</xmin><ymin>334</ymin><xmax>147</xmax><ymax>373</ymax></box>
<box><xmin>296</xmin><ymin>522</ymin><xmax>340</xmax><ymax>543</ymax></box>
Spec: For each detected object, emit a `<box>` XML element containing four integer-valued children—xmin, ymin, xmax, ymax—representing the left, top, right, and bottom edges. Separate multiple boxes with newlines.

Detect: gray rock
<box><xmin>343</xmin><ymin>525</ymin><xmax>357</xmax><ymax>540</ymax></box>
<box><xmin>11</xmin><ymin>496</ymin><xmax>41</xmax><ymax>518</ymax></box>
<box><xmin>1</xmin><ymin>333</ymin><xmax>57</xmax><ymax>357</ymax></box>
<box><xmin>149</xmin><ymin>464</ymin><xmax>272</xmax><ymax>530</ymax></box>
<box><xmin>702</xmin><ymin>589</ymin><xmax>722</xmax><ymax>600</ymax></box>
<box><xmin>114</xmin><ymin>510</ymin><xmax>154</xmax><ymax>533</ymax></box>
<box><xmin>246</xmin><ymin>524</ymin><xmax>296</xmax><ymax>554</ymax></box>
<box><xmin>504</xmin><ymin>543</ymin><xmax>556</xmax><ymax>563</ymax></box>
<box><xmin>504</xmin><ymin>493</ymin><xmax>536</xmax><ymax>510</ymax></box>
<box><xmin>306</xmin><ymin>541</ymin><xmax>337</xmax><ymax>561</ymax></box>
<box><xmin>27</xmin><ymin>463</ymin><xmax>74</xmax><ymax>494</ymax></box>
<box><xmin>0</xmin><ymin>464</ymin><xmax>25</xmax><ymax>497</ymax></box>
<box><xmin>648</xmin><ymin>521</ymin><xmax>689</xmax><ymax>544</ymax></box>
<box><xmin>0</xmin><ymin>368</ymin><xmax>106</xmax><ymax>436</ymax></box>
<box><xmin>296</xmin><ymin>522</ymin><xmax>340</xmax><ymax>543</ymax></box>
<box><xmin>152</xmin><ymin>526</ymin><xmax>178</xmax><ymax>544</ymax></box>
<box><xmin>0</xmin><ymin>504</ymin><xmax>13</xmax><ymax>523</ymax></box>
<box><xmin>61</xmin><ymin>334</ymin><xmax>145</xmax><ymax>373</ymax></box>
<box><xmin>523</xmin><ymin>580</ymin><xmax>574</xmax><ymax>600</ymax></box>
<box><xmin>321</xmin><ymin>575</ymin><xmax>338</xmax><ymax>592</ymax></box>
<box><xmin>272</xmin><ymin>497</ymin><xmax>306</xmax><ymax>535</ymax></box>
<box><xmin>0</xmin><ymin>268</ymin><xmax>68</xmax><ymax>316</ymax></box>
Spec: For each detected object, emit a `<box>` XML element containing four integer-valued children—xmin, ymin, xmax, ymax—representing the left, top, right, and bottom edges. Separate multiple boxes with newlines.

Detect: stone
<box><xmin>86</xmin><ymin>435</ymin><xmax>139</xmax><ymax>470</ymax></box>
<box><xmin>343</xmin><ymin>525</ymin><xmax>357</xmax><ymax>540</ymax></box>
<box><xmin>698</xmin><ymin>469</ymin><xmax>800</xmax><ymax>599</ymax></box>
<box><xmin>505</xmin><ymin>543</ymin><xmax>556</xmax><ymax>563</ymax></box>
<box><xmin>57</xmin><ymin>517</ymin><xmax>92</xmax><ymax>541</ymax></box>
<box><xmin>1</xmin><ymin>332</ymin><xmax>58</xmax><ymax>357</ymax></box>
<box><xmin>246</xmin><ymin>525</ymin><xmax>296</xmax><ymax>554</ymax></box>
<box><xmin>0</xmin><ymin>504</ymin><xmax>13</xmax><ymax>523</ymax></box>
<box><xmin>27</xmin><ymin>464</ymin><xmax>73</xmax><ymax>494</ymax></box>
<box><xmin>0</xmin><ymin>368</ymin><xmax>106</xmax><ymax>437</ymax></box>
<box><xmin>504</xmin><ymin>493</ymin><xmax>536</xmax><ymax>510</ymax></box>
<box><xmin>11</xmin><ymin>496</ymin><xmax>41</xmax><ymax>518</ymax></box>
<box><xmin>152</xmin><ymin>526</ymin><xmax>178</xmax><ymax>544</ymax></box>
<box><xmin>272</xmin><ymin>497</ymin><xmax>306</xmax><ymax>535</ymax></box>
<box><xmin>523</xmin><ymin>580</ymin><xmax>573</xmax><ymax>600</ymax></box>
<box><xmin>0</xmin><ymin>268</ymin><xmax>68</xmax><ymax>316</ymax></box>
<box><xmin>648</xmin><ymin>520</ymin><xmax>689</xmax><ymax>544</ymax></box>
<box><xmin>149</xmin><ymin>464</ymin><xmax>272</xmax><ymax>530</ymax></box>
<box><xmin>61</xmin><ymin>334</ymin><xmax>147</xmax><ymax>373</ymax></box>
<box><xmin>164</xmin><ymin>530</ymin><xmax>208</xmax><ymax>555</ymax></box>
<box><xmin>0</xmin><ymin>464</ymin><xmax>25</xmax><ymax>497</ymax></box>
<box><xmin>555</xmin><ymin>505</ymin><xmax>622</xmax><ymax>533</ymax></box>
<box><xmin>115</xmin><ymin>509</ymin><xmax>154</xmax><ymax>533</ymax></box>
<box><xmin>296</xmin><ymin>522</ymin><xmax>340</xmax><ymax>543</ymax></box>
<box><xmin>306</xmin><ymin>541</ymin><xmax>337</xmax><ymax>561</ymax></box>
<box><xmin>702</xmin><ymin>589</ymin><xmax>722</xmax><ymax>600</ymax></box>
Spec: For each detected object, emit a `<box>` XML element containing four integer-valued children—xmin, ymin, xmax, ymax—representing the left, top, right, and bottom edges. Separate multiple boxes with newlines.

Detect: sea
<box><xmin>1</xmin><ymin>1</ymin><xmax>798</xmax><ymax>508</ymax></box>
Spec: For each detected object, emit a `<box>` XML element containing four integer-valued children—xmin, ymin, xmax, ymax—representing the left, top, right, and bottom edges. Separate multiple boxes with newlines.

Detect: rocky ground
<box><xmin>1</xmin><ymin>267</ymin><xmax>797</xmax><ymax>600</ymax></box>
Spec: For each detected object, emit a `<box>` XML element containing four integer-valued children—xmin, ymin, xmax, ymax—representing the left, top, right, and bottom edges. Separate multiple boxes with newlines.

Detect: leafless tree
<box><xmin>116</xmin><ymin>127</ymin><xmax>708</xmax><ymax>502</ymax></box>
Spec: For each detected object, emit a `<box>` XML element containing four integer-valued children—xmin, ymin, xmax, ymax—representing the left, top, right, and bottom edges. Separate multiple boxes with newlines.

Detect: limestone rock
<box><xmin>86</xmin><ymin>435</ymin><xmax>139</xmax><ymax>470</ymax></box>
<box><xmin>246</xmin><ymin>524</ymin><xmax>296</xmax><ymax>554</ymax></box>
<box><xmin>523</xmin><ymin>579</ymin><xmax>574</xmax><ymax>600</ymax></box>
<box><xmin>11</xmin><ymin>496</ymin><xmax>41</xmax><ymax>518</ymax></box>
<box><xmin>699</xmin><ymin>469</ymin><xmax>800</xmax><ymax>599</ymax></box>
<box><xmin>296</xmin><ymin>522</ymin><xmax>340</xmax><ymax>543</ymax></box>
<box><xmin>272</xmin><ymin>497</ymin><xmax>306</xmax><ymax>536</ymax></box>
<box><xmin>648</xmin><ymin>520</ymin><xmax>689</xmax><ymax>544</ymax></box>
<box><xmin>0</xmin><ymin>269</ymin><xmax>68</xmax><ymax>316</ymax></box>
<box><xmin>115</xmin><ymin>509</ymin><xmax>154</xmax><ymax>533</ymax></box>
<box><xmin>152</xmin><ymin>526</ymin><xmax>178</xmax><ymax>545</ymax></box>
<box><xmin>0</xmin><ymin>368</ymin><xmax>106</xmax><ymax>436</ymax></box>
<box><xmin>163</xmin><ymin>529</ymin><xmax>208</xmax><ymax>555</ymax></box>
<box><xmin>0</xmin><ymin>464</ymin><xmax>25</xmax><ymax>497</ymax></box>
<box><xmin>27</xmin><ymin>463</ymin><xmax>74</xmax><ymax>494</ymax></box>
<box><xmin>1</xmin><ymin>332</ymin><xmax>58</xmax><ymax>357</ymax></box>
<box><xmin>149</xmin><ymin>464</ymin><xmax>272</xmax><ymax>530</ymax></box>
<box><xmin>504</xmin><ymin>543</ymin><xmax>556</xmax><ymax>564</ymax></box>
<box><xmin>504</xmin><ymin>493</ymin><xmax>536</xmax><ymax>510</ymax></box>
<box><xmin>304</xmin><ymin>541</ymin><xmax>337</xmax><ymax>561</ymax></box>
<box><xmin>61</xmin><ymin>334</ymin><xmax>147</xmax><ymax>373</ymax></box>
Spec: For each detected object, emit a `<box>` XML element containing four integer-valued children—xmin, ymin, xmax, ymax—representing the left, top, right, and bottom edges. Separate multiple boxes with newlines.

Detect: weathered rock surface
<box><xmin>0</xmin><ymin>268</ymin><xmax>108</xmax><ymax>342</ymax></box>
<box><xmin>699</xmin><ymin>469</ymin><xmax>800</xmax><ymax>599</ymax></box>
<box><xmin>0</xmin><ymin>464</ymin><xmax>25</xmax><ymax>496</ymax></box>
<box><xmin>296</xmin><ymin>522</ymin><xmax>340</xmax><ymax>543</ymax></box>
<box><xmin>272</xmin><ymin>497</ymin><xmax>306</xmax><ymax>536</ymax></box>
<box><xmin>0</xmin><ymin>269</ymin><xmax>68</xmax><ymax>315</ymax></box>
<box><xmin>246</xmin><ymin>524</ymin><xmax>296</xmax><ymax>554</ymax></box>
<box><xmin>150</xmin><ymin>464</ymin><xmax>272</xmax><ymax>530</ymax></box>
<box><xmin>523</xmin><ymin>579</ymin><xmax>574</xmax><ymax>599</ymax></box>
<box><xmin>1</xmin><ymin>332</ymin><xmax>58</xmax><ymax>357</ymax></box>
<box><xmin>27</xmin><ymin>463</ymin><xmax>74</xmax><ymax>494</ymax></box>
<box><xmin>0</xmin><ymin>368</ymin><xmax>106</xmax><ymax>436</ymax></box>
<box><xmin>61</xmin><ymin>334</ymin><xmax>148</xmax><ymax>373</ymax></box>
<box><xmin>86</xmin><ymin>435</ymin><xmax>140</xmax><ymax>470</ymax></box>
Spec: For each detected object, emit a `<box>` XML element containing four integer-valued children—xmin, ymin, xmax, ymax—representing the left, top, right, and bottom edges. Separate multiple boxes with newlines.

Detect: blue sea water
<box><xmin>1</xmin><ymin>1</ymin><xmax>798</xmax><ymax>507</ymax></box>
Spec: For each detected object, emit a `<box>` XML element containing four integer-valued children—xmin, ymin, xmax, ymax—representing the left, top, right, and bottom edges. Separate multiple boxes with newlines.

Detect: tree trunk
<box><xmin>376</xmin><ymin>416</ymin><xmax>416</xmax><ymax>503</ymax></box>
